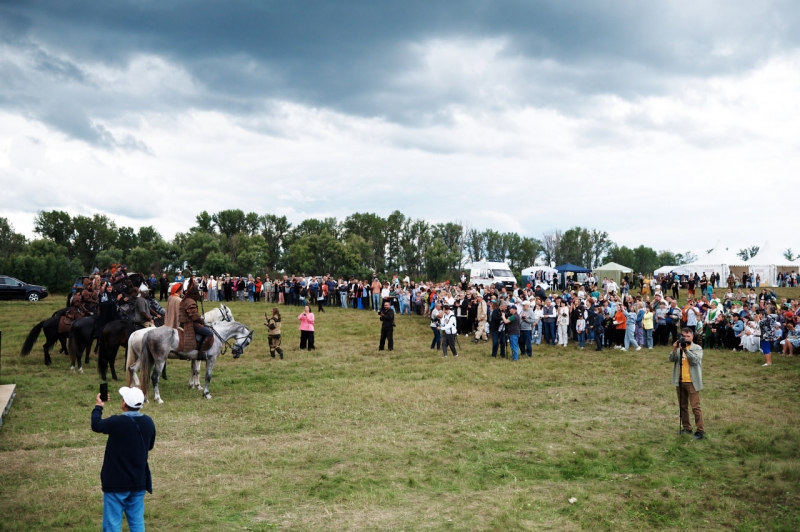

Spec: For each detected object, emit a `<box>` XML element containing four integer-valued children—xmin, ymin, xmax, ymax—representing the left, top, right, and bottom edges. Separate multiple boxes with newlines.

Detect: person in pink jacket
<box><xmin>298</xmin><ymin>305</ymin><xmax>316</xmax><ymax>350</ymax></box>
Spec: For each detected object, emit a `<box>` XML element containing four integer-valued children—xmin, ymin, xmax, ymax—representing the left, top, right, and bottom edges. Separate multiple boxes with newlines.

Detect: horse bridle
<box><xmin>209</xmin><ymin>325</ymin><xmax>252</xmax><ymax>359</ymax></box>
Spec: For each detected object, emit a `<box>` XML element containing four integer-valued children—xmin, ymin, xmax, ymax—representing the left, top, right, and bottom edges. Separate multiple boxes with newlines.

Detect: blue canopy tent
<box><xmin>554</xmin><ymin>263</ymin><xmax>592</xmax><ymax>290</ymax></box>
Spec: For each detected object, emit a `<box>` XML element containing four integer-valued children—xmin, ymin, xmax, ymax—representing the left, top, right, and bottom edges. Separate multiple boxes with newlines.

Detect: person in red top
<box><xmin>255</xmin><ymin>278</ymin><xmax>263</xmax><ymax>303</ymax></box>
<box><xmin>613</xmin><ymin>308</ymin><xmax>627</xmax><ymax>349</ymax></box>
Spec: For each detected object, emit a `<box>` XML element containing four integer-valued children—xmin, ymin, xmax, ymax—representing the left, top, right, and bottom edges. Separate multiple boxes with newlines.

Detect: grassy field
<box><xmin>1</xmin><ymin>289</ymin><xmax>800</xmax><ymax>531</ymax></box>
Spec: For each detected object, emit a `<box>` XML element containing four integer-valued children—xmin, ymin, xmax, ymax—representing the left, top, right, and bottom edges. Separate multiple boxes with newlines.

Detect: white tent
<box><xmin>684</xmin><ymin>241</ymin><xmax>746</xmax><ymax>281</ymax></box>
<box><xmin>745</xmin><ymin>241</ymin><xmax>800</xmax><ymax>287</ymax></box>
<box><xmin>654</xmin><ymin>265</ymin><xmax>694</xmax><ymax>277</ymax></box>
<box><xmin>521</xmin><ymin>266</ymin><xmax>557</xmax><ymax>287</ymax></box>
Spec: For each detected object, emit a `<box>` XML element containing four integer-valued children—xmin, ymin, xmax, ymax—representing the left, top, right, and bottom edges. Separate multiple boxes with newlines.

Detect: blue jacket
<box><xmin>92</xmin><ymin>406</ymin><xmax>156</xmax><ymax>493</ymax></box>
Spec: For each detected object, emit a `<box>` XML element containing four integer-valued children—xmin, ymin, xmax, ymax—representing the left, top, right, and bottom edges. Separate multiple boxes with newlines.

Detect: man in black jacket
<box><xmin>92</xmin><ymin>386</ymin><xmax>156</xmax><ymax>532</ymax></box>
<box><xmin>379</xmin><ymin>300</ymin><xmax>395</xmax><ymax>351</ymax></box>
<box><xmin>158</xmin><ymin>273</ymin><xmax>169</xmax><ymax>301</ymax></box>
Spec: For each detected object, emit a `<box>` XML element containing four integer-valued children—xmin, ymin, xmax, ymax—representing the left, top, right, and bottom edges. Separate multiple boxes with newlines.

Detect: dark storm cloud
<box><xmin>1</xmin><ymin>0</ymin><xmax>799</xmax><ymax>145</ymax></box>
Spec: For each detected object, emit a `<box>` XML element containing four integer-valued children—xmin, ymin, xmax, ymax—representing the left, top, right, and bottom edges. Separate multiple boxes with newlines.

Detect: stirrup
<box><xmin>196</xmin><ymin>350</ymin><xmax>208</xmax><ymax>361</ymax></box>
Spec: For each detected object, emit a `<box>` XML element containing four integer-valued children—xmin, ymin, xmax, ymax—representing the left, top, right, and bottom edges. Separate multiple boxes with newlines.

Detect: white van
<box><xmin>469</xmin><ymin>261</ymin><xmax>517</xmax><ymax>290</ymax></box>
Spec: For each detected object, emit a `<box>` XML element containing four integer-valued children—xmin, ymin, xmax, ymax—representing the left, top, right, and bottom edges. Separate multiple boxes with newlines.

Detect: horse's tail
<box><xmin>124</xmin><ymin>334</ymin><xmax>136</xmax><ymax>387</ymax></box>
<box><xmin>68</xmin><ymin>326</ymin><xmax>78</xmax><ymax>366</ymax></box>
<box><xmin>139</xmin><ymin>334</ymin><xmax>151</xmax><ymax>400</ymax></box>
<box><xmin>21</xmin><ymin>321</ymin><xmax>45</xmax><ymax>356</ymax></box>
<box><xmin>98</xmin><ymin>331</ymin><xmax>108</xmax><ymax>378</ymax></box>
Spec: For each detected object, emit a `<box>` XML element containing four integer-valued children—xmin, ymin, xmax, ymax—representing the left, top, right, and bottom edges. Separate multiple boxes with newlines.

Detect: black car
<box><xmin>0</xmin><ymin>275</ymin><xmax>49</xmax><ymax>302</ymax></box>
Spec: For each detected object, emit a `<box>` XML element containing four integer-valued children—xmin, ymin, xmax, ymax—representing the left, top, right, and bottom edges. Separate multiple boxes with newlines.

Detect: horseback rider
<box><xmin>164</xmin><ymin>282</ymin><xmax>183</xmax><ymax>329</ymax></box>
<box><xmin>179</xmin><ymin>276</ymin><xmax>213</xmax><ymax>361</ymax></box>
<box><xmin>133</xmin><ymin>284</ymin><xmax>155</xmax><ymax>329</ymax></box>
<box><xmin>95</xmin><ymin>281</ymin><xmax>119</xmax><ymax>340</ymax></box>
<box><xmin>69</xmin><ymin>286</ymin><xmax>90</xmax><ymax>319</ymax></box>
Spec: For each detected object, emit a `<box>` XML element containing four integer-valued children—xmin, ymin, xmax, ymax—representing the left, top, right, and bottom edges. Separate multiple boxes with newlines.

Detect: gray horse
<box><xmin>137</xmin><ymin>320</ymin><xmax>252</xmax><ymax>403</ymax></box>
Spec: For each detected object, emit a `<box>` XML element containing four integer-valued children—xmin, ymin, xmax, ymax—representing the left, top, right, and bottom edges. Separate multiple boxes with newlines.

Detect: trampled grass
<box><xmin>1</xmin><ymin>289</ymin><xmax>800</xmax><ymax>531</ymax></box>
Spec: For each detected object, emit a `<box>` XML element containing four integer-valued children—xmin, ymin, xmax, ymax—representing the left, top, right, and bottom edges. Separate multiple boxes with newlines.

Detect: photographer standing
<box><xmin>91</xmin><ymin>386</ymin><xmax>156</xmax><ymax>532</ymax></box>
<box><xmin>379</xmin><ymin>300</ymin><xmax>395</xmax><ymax>351</ymax></box>
<box><xmin>298</xmin><ymin>305</ymin><xmax>315</xmax><ymax>350</ymax></box>
<box><xmin>669</xmin><ymin>328</ymin><xmax>705</xmax><ymax>440</ymax></box>
<box><xmin>440</xmin><ymin>305</ymin><xmax>458</xmax><ymax>357</ymax></box>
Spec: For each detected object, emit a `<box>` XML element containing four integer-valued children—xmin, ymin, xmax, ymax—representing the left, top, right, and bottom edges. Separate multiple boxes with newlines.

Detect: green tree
<box><xmin>95</xmin><ymin>247</ymin><xmax>124</xmax><ymax>269</ymax></box>
<box><xmin>737</xmin><ymin>246</ymin><xmax>760</xmax><ymax>261</ymax></box>
<box><xmin>260</xmin><ymin>214</ymin><xmax>292</xmax><ymax>270</ymax></box>
<box><xmin>33</xmin><ymin>210</ymin><xmax>74</xmax><ymax>253</ymax></box>
<box><xmin>0</xmin><ymin>217</ymin><xmax>28</xmax><ymax>256</ymax></box>
<box><xmin>192</xmin><ymin>211</ymin><xmax>216</xmax><ymax>234</ymax></box>
<box><xmin>343</xmin><ymin>213</ymin><xmax>387</xmax><ymax>273</ymax></box>
<box><xmin>72</xmin><ymin>214</ymin><xmax>119</xmax><ymax>270</ymax></box>
<box><xmin>212</xmin><ymin>209</ymin><xmax>247</xmax><ymax>238</ymax></box>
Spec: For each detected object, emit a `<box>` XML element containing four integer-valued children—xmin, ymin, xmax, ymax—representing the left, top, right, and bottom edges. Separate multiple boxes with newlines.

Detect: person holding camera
<box><xmin>298</xmin><ymin>305</ymin><xmax>315</xmax><ymax>350</ymax></box>
<box><xmin>669</xmin><ymin>328</ymin><xmax>705</xmax><ymax>440</ymax></box>
<box><xmin>379</xmin><ymin>300</ymin><xmax>395</xmax><ymax>351</ymax></box>
<box><xmin>440</xmin><ymin>304</ymin><xmax>458</xmax><ymax>357</ymax></box>
<box><xmin>91</xmin><ymin>386</ymin><xmax>156</xmax><ymax>532</ymax></box>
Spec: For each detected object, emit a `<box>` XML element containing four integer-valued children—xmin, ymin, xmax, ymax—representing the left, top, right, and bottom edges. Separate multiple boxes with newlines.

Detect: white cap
<box><xmin>139</xmin><ymin>283</ymin><xmax>150</xmax><ymax>293</ymax></box>
<box><xmin>119</xmin><ymin>386</ymin><xmax>145</xmax><ymax>409</ymax></box>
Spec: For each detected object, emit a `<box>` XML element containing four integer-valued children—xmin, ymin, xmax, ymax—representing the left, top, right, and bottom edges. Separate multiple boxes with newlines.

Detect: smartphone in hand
<box><xmin>99</xmin><ymin>382</ymin><xmax>109</xmax><ymax>403</ymax></box>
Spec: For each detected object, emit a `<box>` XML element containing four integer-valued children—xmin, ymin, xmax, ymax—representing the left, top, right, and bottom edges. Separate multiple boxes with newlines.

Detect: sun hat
<box><xmin>119</xmin><ymin>386</ymin><xmax>145</xmax><ymax>409</ymax></box>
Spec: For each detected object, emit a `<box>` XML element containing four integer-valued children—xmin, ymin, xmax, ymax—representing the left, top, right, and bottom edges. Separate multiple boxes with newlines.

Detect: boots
<box><xmin>271</xmin><ymin>351</ymin><xmax>275</xmax><ymax>358</ymax></box>
<box><xmin>278</xmin><ymin>348</ymin><xmax>284</xmax><ymax>360</ymax></box>
<box><xmin>196</xmin><ymin>350</ymin><xmax>208</xmax><ymax>361</ymax></box>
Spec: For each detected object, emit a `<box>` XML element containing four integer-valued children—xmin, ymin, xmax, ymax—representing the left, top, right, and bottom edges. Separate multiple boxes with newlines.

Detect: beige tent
<box><xmin>594</xmin><ymin>261</ymin><xmax>633</xmax><ymax>286</ymax></box>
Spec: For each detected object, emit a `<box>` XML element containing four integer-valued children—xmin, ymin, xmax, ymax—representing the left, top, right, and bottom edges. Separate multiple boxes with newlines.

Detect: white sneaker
<box><xmin>614</xmin><ymin>346</ymin><xmax>621</xmax><ymax>350</ymax></box>
<box><xmin>636</xmin><ymin>346</ymin><xmax>642</xmax><ymax>351</ymax></box>
<box><xmin>620</xmin><ymin>347</ymin><xmax>627</xmax><ymax>351</ymax></box>
<box><xmin>762</xmin><ymin>363</ymin><xmax>772</xmax><ymax>366</ymax></box>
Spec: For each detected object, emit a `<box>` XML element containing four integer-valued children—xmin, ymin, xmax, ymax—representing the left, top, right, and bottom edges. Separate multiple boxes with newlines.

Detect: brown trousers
<box><xmin>268</xmin><ymin>335</ymin><xmax>281</xmax><ymax>355</ymax></box>
<box><xmin>677</xmin><ymin>382</ymin><xmax>704</xmax><ymax>433</ymax></box>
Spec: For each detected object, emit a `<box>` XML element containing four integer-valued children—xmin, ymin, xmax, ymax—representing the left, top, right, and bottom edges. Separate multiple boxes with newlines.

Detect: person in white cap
<box><xmin>92</xmin><ymin>386</ymin><xmax>156</xmax><ymax>532</ymax></box>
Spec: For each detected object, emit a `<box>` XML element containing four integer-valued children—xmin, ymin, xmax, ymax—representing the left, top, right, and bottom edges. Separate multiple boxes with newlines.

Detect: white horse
<box><xmin>125</xmin><ymin>305</ymin><xmax>234</xmax><ymax>386</ymax></box>
<box><xmin>134</xmin><ymin>320</ymin><xmax>253</xmax><ymax>404</ymax></box>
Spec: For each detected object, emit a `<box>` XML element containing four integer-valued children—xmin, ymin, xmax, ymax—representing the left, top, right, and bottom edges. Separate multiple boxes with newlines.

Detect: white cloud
<box><xmin>1</xmin><ymin>45</ymin><xmax>797</xmax><ymax>260</ymax></box>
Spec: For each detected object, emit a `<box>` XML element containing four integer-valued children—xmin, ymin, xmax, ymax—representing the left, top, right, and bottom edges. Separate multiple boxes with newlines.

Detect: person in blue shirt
<box><xmin>92</xmin><ymin>386</ymin><xmax>156</xmax><ymax>532</ymax></box>
<box><xmin>174</xmin><ymin>273</ymin><xmax>184</xmax><ymax>283</ymax></box>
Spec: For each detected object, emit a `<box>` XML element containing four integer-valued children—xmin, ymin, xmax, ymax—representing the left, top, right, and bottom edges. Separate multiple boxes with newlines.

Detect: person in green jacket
<box><xmin>669</xmin><ymin>328</ymin><xmax>704</xmax><ymax>440</ymax></box>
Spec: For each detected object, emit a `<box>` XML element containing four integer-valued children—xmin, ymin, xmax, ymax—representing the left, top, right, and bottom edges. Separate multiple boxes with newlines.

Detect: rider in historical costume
<box><xmin>164</xmin><ymin>282</ymin><xmax>183</xmax><ymax>329</ymax></box>
<box><xmin>69</xmin><ymin>286</ymin><xmax>90</xmax><ymax>319</ymax></box>
<box><xmin>132</xmin><ymin>284</ymin><xmax>155</xmax><ymax>329</ymax></box>
<box><xmin>95</xmin><ymin>281</ymin><xmax>120</xmax><ymax>340</ymax></box>
<box><xmin>179</xmin><ymin>276</ymin><xmax>213</xmax><ymax>360</ymax></box>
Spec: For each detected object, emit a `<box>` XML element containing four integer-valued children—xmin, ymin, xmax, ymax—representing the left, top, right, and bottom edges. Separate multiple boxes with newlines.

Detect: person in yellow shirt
<box><xmin>669</xmin><ymin>328</ymin><xmax>704</xmax><ymax>440</ymax></box>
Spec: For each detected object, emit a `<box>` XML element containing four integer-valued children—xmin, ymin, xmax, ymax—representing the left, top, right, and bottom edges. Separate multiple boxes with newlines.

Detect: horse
<box><xmin>134</xmin><ymin>321</ymin><xmax>252</xmax><ymax>404</ymax></box>
<box><xmin>67</xmin><ymin>315</ymin><xmax>97</xmax><ymax>373</ymax></box>
<box><xmin>106</xmin><ymin>305</ymin><xmax>234</xmax><ymax>380</ymax></box>
<box><xmin>21</xmin><ymin>315</ymin><xmax>69</xmax><ymax>365</ymax></box>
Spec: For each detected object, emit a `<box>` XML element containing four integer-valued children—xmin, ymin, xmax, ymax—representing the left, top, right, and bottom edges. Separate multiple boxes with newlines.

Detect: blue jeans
<box><xmin>431</xmin><ymin>327</ymin><xmax>441</xmax><ymax>349</ymax></box>
<box><xmin>399</xmin><ymin>301</ymin><xmax>409</xmax><ymax>315</ymax></box>
<box><xmin>340</xmin><ymin>293</ymin><xmax>348</xmax><ymax>308</ymax></box>
<box><xmin>372</xmin><ymin>293</ymin><xmax>381</xmax><ymax>311</ymax></box>
<box><xmin>248</xmin><ymin>292</ymin><xmax>254</xmax><ymax>302</ymax></box>
<box><xmin>520</xmin><ymin>330</ymin><xmax>532</xmax><ymax>356</ymax></box>
<box><xmin>543</xmin><ymin>321</ymin><xmax>556</xmax><ymax>345</ymax></box>
<box><xmin>491</xmin><ymin>330</ymin><xmax>506</xmax><ymax>357</ymax></box>
<box><xmin>509</xmin><ymin>334</ymin><xmax>520</xmax><ymax>360</ymax></box>
<box><xmin>587</xmin><ymin>327</ymin><xmax>595</xmax><ymax>341</ymax></box>
<box><xmin>646</xmin><ymin>329</ymin><xmax>653</xmax><ymax>348</ymax></box>
<box><xmin>533</xmin><ymin>322</ymin><xmax>542</xmax><ymax>344</ymax></box>
<box><xmin>577</xmin><ymin>331</ymin><xmax>586</xmax><ymax>348</ymax></box>
<box><xmin>103</xmin><ymin>490</ymin><xmax>145</xmax><ymax>532</ymax></box>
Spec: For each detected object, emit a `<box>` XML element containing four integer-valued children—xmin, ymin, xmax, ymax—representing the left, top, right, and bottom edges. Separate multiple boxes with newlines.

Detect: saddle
<box><xmin>59</xmin><ymin>309</ymin><xmax>82</xmax><ymax>334</ymax></box>
<box><xmin>177</xmin><ymin>327</ymin><xmax>214</xmax><ymax>354</ymax></box>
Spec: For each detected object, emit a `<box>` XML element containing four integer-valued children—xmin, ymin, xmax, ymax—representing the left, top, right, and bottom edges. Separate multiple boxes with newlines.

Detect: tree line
<box><xmin>1</xmin><ymin>210</ymin><xmax>700</xmax><ymax>293</ymax></box>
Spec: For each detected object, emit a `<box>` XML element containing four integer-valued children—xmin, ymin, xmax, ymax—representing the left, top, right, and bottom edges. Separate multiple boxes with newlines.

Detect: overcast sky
<box><xmin>1</xmin><ymin>1</ymin><xmax>798</xmax><ymax>258</ymax></box>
